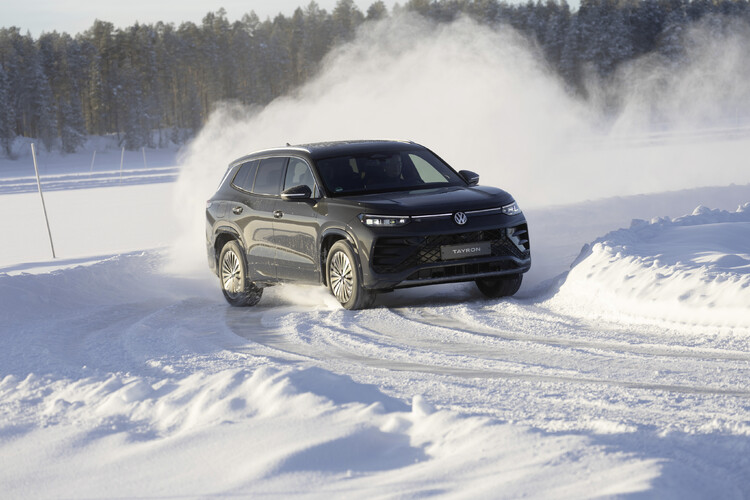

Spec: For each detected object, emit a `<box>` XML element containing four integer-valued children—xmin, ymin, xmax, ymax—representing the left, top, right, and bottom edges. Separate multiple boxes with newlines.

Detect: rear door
<box><xmin>232</xmin><ymin>157</ymin><xmax>287</xmax><ymax>280</ymax></box>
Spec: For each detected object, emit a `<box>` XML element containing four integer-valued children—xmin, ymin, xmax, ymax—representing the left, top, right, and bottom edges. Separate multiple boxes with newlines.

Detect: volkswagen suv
<box><xmin>206</xmin><ymin>140</ymin><xmax>530</xmax><ymax>309</ymax></box>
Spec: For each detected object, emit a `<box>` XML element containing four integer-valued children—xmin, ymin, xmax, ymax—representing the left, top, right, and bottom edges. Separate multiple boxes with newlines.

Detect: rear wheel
<box><xmin>219</xmin><ymin>241</ymin><xmax>263</xmax><ymax>307</ymax></box>
<box><xmin>326</xmin><ymin>240</ymin><xmax>375</xmax><ymax>310</ymax></box>
<box><xmin>475</xmin><ymin>274</ymin><xmax>522</xmax><ymax>298</ymax></box>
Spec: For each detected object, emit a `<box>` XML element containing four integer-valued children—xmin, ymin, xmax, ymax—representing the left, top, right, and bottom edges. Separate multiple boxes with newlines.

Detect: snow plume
<box><xmin>567</xmin><ymin>17</ymin><xmax>750</xmax><ymax>200</ymax></box>
<box><xmin>607</xmin><ymin>18</ymin><xmax>750</xmax><ymax>134</ymax></box>
<box><xmin>170</xmin><ymin>14</ymin><xmax>586</xmax><ymax>273</ymax></box>
<box><xmin>172</xmin><ymin>13</ymin><xmax>750</xmax><ymax>273</ymax></box>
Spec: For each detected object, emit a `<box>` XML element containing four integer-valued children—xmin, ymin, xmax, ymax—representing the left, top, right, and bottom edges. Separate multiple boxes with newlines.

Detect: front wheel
<box><xmin>219</xmin><ymin>241</ymin><xmax>263</xmax><ymax>307</ymax></box>
<box><xmin>475</xmin><ymin>274</ymin><xmax>522</xmax><ymax>298</ymax></box>
<box><xmin>326</xmin><ymin>240</ymin><xmax>375</xmax><ymax>310</ymax></box>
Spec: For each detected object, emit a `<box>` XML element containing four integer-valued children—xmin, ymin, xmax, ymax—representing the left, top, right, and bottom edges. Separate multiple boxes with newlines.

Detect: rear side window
<box><xmin>253</xmin><ymin>157</ymin><xmax>287</xmax><ymax>195</ymax></box>
<box><xmin>231</xmin><ymin>160</ymin><xmax>259</xmax><ymax>192</ymax></box>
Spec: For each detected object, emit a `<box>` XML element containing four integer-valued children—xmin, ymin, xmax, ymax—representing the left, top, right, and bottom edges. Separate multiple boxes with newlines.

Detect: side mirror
<box><xmin>281</xmin><ymin>184</ymin><xmax>313</xmax><ymax>200</ymax></box>
<box><xmin>459</xmin><ymin>170</ymin><xmax>479</xmax><ymax>186</ymax></box>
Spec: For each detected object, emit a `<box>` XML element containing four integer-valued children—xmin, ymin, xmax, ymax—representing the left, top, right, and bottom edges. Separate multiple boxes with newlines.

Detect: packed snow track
<box><xmin>2</xmin><ymin>183</ymin><xmax>750</xmax><ymax>498</ymax></box>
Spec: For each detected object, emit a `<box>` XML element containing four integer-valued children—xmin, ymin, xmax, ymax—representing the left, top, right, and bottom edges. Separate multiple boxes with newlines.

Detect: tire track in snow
<box><xmin>225</xmin><ymin>304</ymin><xmax>750</xmax><ymax>399</ymax></box>
<box><xmin>391</xmin><ymin>307</ymin><xmax>750</xmax><ymax>362</ymax></box>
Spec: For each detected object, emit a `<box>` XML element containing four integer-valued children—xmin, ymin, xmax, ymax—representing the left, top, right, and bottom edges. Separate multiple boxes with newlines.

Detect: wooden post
<box><xmin>31</xmin><ymin>143</ymin><xmax>56</xmax><ymax>259</ymax></box>
<box><xmin>89</xmin><ymin>150</ymin><xmax>96</xmax><ymax>172</ymax></box>
<box><xmin>119</xmin><ymin>146</ymin><xmax>125</xmax><ymax>183</ymax></box>
<box><xmin>142</xmin><ymin>147</ymin><xmax>147</xmax><ymax>168</ymax></box>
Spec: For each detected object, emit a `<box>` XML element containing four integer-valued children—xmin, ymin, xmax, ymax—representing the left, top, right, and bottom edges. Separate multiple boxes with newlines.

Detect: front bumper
<box><xmin>355</xmin><ymin>214</ymin><xmax>531</xmax><ymax>291</ymax></box>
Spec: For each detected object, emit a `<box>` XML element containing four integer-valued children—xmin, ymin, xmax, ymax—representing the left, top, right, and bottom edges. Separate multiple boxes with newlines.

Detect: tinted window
<box><xmin>316</xmin><ymin>149</ymin><xmax>463</xmax><ymax>196</ymax></box>
<box><xmin>253</xmin><ymin>157</ymin><xmax>287</xmax><ymax>195</ymax></box>
<box><xmin>284</xmin><ymin>158</ymin><xmax>317</xmax><ymax>193</ymax></box>
<box><xmin>231</xmin><ymin>160</ymin><xmax>259</xmax><ymax>192</ymax></box>
<box><xmin>409</xmin><ymin>154</ymin><xmax>450</xmax><ymax>183</ymax></box>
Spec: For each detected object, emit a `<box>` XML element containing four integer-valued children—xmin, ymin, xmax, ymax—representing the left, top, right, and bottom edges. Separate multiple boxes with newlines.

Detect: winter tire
<box><xmin>475</xmin><ymin>273</ymin><xmax>522</xmax><ymax>298</ymax></box>
<box><xmin>219</xmin><ymin>240</ymin><xmax>263</xmax><ymax>307</ymax></box>
<box><xmin>326</xmin><ymin>240</ymin><xmax>375</xmax><ymax>310</ymax></box>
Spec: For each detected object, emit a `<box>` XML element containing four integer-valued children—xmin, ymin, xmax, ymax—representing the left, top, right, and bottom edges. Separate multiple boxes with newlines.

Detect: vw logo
<box><xmin>454</xmin><ymin>212</ymin><xmax>468</xmax><ymax>225</ymax></box>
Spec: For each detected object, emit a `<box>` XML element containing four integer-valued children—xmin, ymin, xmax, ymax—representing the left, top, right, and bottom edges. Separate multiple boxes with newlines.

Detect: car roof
<box><xmin>298</xmin><ymin>140</ymin><xmax>424</xmax><ymax>159</ymax></box>
<box><xmin>232</xmin><ymin>140</ymin><xmax>426</xmax><ymax>165</ymax></box>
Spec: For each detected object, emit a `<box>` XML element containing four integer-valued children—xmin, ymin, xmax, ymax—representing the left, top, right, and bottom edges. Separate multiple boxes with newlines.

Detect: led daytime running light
<box><xmin>502</xmin><ymin>201</ymin><xmax>521</xmax><ymax>216</ymax></box>
<box><xmin>359</xmin><ymin>214</ymin><xmax>411</xmax><ymax>227</ymax></box>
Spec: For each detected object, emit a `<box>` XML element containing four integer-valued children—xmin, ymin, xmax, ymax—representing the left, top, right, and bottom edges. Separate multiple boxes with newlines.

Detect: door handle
<box><xmin>232</xmin><ymin>206</ymin><xmax>243</xmax><ymax>215</ymax></box>
<box><xmin>273</xmin><ymin>210</ymin><xmax>283</xmax><ymax>219</ymax></box>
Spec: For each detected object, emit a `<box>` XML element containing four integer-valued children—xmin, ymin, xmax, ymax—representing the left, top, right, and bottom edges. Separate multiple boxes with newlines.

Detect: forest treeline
<box><xmin>1</xmin><ymin>0</ymin><xmax>749</xmax><ymax>155</ymax></box>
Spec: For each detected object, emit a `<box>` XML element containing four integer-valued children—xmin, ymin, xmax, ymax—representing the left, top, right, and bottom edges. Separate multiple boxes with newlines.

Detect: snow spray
<box><xmin>170</xmin><ymin>13</ymin><xmax>750</xmax><ymax>275</ymax></box>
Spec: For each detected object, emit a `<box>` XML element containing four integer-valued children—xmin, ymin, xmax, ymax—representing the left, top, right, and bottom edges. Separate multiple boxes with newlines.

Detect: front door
<box><xmin>273</xmin><ymin>157</ymin><xmax>321</xmax><ymax>283</ymax></box>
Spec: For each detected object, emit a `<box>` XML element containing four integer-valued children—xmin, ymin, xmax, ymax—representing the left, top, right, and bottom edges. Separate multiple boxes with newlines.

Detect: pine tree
<box><xmin>300</xmin><ymin>2</ymin><xmax>333</xmax><ymax>82</ymax></box>
<box><xmin>0</xmin><ymin>64</ymin><xmax>15</xmax><ymax>156</ymax></box>
<box><xmin>559</xmin><ymin>15</ymin><xmax>582</xmax><ymax>90</ymax></box>
<box><xmin>366</xmin><ymin>1</ymin><xmax>389</xmax><ymax>21</ymax></box>
<box><xmin>540</xmin><ymin>0</ymin><xmax>571</xmax><ymax>73</ymax></box>
<box><xmin>59</xmin><ymin>99</ymin><xmax>86</xmax><ymax>152</ymax></box>
<box><xmin>2</xmin><ymin>0</ymin><xmax>748</xmax><ymax>149</ymax></box>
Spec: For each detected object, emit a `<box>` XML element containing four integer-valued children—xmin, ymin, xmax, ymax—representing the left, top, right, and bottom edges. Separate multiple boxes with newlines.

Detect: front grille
<box><xmin>372</xmin><ymin>224</ymin><xmax>530</xmax><ymax>274</ymax></box>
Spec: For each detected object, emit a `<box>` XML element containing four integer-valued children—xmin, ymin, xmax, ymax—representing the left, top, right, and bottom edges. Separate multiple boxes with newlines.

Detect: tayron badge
<box><xmin>454</xmin><ymin>212</ymin><xmax>468</xmax><ymax>225</ymax></box>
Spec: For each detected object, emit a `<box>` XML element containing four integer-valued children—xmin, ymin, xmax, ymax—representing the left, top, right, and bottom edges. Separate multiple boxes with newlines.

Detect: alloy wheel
<box><xmin>221</xmin><ymin>249</ymin><xmax>242</xmax><ymax>297</ymax></box>
<box><xmin>329</xmin><ymin>250</ymin><xmax>353</xmax><ymax>303</ymax></box>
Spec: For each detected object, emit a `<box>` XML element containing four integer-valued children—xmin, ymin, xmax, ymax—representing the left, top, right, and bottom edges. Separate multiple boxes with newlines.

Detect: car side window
<box><xmin>231</xmin><ymin>160</ymin><xmax>259</xmax><ymax>192</ymax></box>
<box><xmin>284</xmin><ymin>158</ymin><xmax>317</xmax><ymax>194</ymax></box>
<box><xmin>252</xmin><ymin>157</ymin><xmax>287</xmax><ymax>195</ymax></box>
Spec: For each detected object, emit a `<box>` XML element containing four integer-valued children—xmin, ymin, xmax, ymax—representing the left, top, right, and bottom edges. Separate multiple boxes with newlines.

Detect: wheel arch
<box><xmin>213</xmin><ymin>226</ymin><xmax>244</xmax><ymax>270</ymax></box>
<box><xmin>319</xmin><ymin>228</ymin><xmax>357</xmax><ymax>286</ymax></box>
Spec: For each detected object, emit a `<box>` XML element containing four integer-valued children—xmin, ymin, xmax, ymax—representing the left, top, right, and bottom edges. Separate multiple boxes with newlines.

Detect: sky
<box><xmin>2</xmin><ymin>0</ymin><xmax>401</xmax><ymax>37</ymax></box>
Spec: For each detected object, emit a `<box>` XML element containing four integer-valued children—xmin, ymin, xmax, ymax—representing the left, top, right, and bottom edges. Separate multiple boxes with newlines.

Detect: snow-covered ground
<box><xmin>1</xmin><ymin>144</ymin><xmax>749</xmax><ymax>498</ymax></box>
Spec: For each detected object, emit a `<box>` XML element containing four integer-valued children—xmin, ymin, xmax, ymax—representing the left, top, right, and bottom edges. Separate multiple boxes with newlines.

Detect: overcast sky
<box><xmin>4</xmin><ymin>0</ymin><xmax>401</xmax><ymax>37</ymax></box>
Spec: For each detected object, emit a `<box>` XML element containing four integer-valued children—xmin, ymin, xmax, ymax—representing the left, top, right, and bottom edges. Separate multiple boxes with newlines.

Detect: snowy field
<box><xmin>1</xmin><ymin>141</ymin><xmax>750</xmax><ymax>498</ymax></box>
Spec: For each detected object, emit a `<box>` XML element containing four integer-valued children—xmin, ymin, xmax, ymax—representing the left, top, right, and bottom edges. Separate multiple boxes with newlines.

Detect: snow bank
<box><xmin>0</xmin><ymin>364</ymin><xmax>659</xmax><ymax>498</ymax></box>
<box><xmin>547</xmin><ymin>203</ymin><xmax>750</xmax><ymax>329</ymax></box>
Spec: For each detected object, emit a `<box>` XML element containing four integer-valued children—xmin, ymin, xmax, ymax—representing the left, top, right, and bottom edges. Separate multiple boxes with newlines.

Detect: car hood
<box><xmin>333</xmin><ymin>186</ymin><xmax>516</xmax><ymax>215</ymax></box>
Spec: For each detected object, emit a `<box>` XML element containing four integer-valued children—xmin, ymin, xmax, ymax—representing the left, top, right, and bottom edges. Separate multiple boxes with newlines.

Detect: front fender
<box><xmin>320</xmin><ymin>226</ymin><xmax>357</xmax><ymax>250</ymax></box>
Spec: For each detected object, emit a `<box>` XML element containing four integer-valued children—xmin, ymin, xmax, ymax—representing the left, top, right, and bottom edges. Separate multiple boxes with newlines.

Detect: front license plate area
<box><xmin>440</xmin><ymin>241</ymin><xmax>491</xmax><ymax>261</ymax></box>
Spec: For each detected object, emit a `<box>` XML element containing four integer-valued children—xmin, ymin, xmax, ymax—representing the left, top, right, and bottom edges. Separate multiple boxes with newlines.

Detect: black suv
<box><xmin>206</xmin><ymin>140</ymin><xmax>530</xmax><ymax>309</ymax></box>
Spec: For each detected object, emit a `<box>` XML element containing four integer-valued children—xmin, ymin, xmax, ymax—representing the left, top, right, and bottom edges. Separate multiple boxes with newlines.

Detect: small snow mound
<box><xmin>547</xmin><ymin>204</ymin><xmax>750</xmax><ymax>329</ymax></box>
<box><xmin>692</xmin><ymin>205</ymin><xmax>712</xmax><ymax>216</ymax></box>
<box><xmin>411</xmin><ymin>395</ymin><xmax>435</xmax><ymax>417</ymax></box>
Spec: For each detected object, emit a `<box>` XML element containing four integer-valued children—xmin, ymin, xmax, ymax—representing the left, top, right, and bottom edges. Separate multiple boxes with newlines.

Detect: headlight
<box><xmin>502</xmin><ymin>201</ymin><xmax>521</xmax><ymax>216</ymax></box>
<box><xmin>359</xmin><ymin>214</ymin><xmax>411</xmax><ymax>227</ymax></box>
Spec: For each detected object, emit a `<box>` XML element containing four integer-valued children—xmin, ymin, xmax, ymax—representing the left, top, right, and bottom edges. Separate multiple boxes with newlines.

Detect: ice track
<box><xmin>223</xmin><ymin>284</ymin><xmax>750</xmax><ymax>434</ymax></box>
<box><xmin>3</xmin><ymin>252</ymin><xmax>750</xmax><ymax>497</ymax></box>
<box><xmin>3</xmin><ymin>180</ymin><xmax>750</xmax><ymax>497</ymax></box>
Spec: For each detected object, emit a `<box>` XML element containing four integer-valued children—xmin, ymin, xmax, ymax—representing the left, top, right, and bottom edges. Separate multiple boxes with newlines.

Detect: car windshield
<box><xmin>315</xmin><ymin>149</ymin><xmax>465</xmax><ymax>196</ymax></box>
